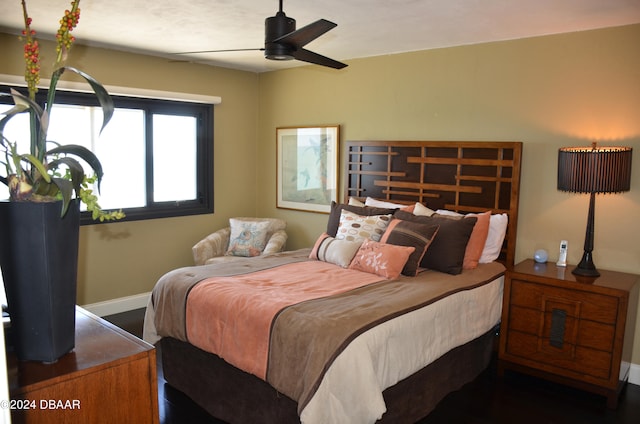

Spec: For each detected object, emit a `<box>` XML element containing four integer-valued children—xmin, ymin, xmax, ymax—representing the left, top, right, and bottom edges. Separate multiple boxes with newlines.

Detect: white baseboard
<box><xmin>630</xmin><ymin>363</ymin><xmax>640</xmax><ymax>386</ymax></box>
<box><xmin>81</xmin><ymin>292</ymin><xmax>151</xmax><ymax>317</ymax></box>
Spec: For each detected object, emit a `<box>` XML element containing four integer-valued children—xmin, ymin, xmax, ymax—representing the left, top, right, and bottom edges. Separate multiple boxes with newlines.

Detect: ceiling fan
<box><xmin>173</xmin><ymin>0</ymin><xmax>347</xmax><ymax>69</ymax></box>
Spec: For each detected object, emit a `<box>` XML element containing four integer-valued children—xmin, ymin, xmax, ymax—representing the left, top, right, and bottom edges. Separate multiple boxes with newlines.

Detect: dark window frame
<box><xmin>1</xmin><ymin>86</ymin><xmax>215</xmax><ymax>225</ymax></box>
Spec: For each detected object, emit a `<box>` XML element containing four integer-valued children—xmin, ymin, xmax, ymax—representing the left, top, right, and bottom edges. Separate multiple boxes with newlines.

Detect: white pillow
<box><xmin>435</xmin><ymin>209</ymin><xmax>508</xmax><ymax>263</ymax></box>
<box><xmin>434</xmin><ymin>209</ymin><xmax>462</xmax><ymax>217</ymax></box>
<box><xmin>364</xmin><ymin>197</ymin><xmax>405</xmax><ymax>209</ymax></box>
<box><xmin>479</xmin><ymin>213</ymin><xmax>508</xmax><ymax>263</ymax></box>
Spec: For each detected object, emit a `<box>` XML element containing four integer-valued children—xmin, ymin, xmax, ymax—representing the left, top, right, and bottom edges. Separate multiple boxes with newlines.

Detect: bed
<box><xmin>144</xmin><ymin>140</ymin><xmax>523</xmax><ymax>424</ymax></box>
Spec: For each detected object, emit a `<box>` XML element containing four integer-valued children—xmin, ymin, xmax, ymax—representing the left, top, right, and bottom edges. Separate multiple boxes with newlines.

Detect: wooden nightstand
<box><xmin>498</xmin><ymin>259</ymin><xmax>639</xmax><ymax>408</ymax></box>
<box><xmin>7</xmin><ymin>306</ymin><xmax>159</xmax><ymax>423</ymax></box>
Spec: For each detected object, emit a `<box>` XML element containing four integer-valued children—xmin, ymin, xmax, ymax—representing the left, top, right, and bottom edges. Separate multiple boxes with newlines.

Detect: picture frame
<box><xmin>276</xmin><ymin>125</ymin><xmax>340</xmax><ymax>213</ymax></box>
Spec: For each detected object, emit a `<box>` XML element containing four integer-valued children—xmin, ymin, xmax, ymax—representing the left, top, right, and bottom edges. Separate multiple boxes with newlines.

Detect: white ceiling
<box><xmin>1</xmin><ymin>0</ymin><xmax>639</xmax><ymax>73</ymax></box>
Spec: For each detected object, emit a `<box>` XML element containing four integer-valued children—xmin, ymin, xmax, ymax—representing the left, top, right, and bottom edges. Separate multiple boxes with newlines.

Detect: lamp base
<box><xmin>572</xmin><ymin>251</ymin><xmax>600</xmax><ymax>278</ymax></box>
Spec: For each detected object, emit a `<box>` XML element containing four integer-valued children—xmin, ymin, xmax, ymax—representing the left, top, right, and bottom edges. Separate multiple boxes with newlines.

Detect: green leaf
<box><xmin>47</xmin><ymin>144</ymin><xmax>104</xmax><ymax>190</ymax></box>
<box><xmin>20</xmin><ymin>154</ymin><xmax>51</xmax><ymax>183</ymax></box>
<box><xmin>8</xmin><ymin>89</ymin><xmax>44</xmax><ymax>115</ymax></box>
<box><xmin>32</xmin><ymin>179</ymin><xmax>59</xmax><ymax>197</ymax></box>
<box><xmin>0</xmin><ymin>101</ymin><xmax>29</xmax><ymax>118</ymax></box>
<box><xmin>0</xmin><ymin>106</ymin><xmax>27</xmax><ymax>150</ymax></box>
<box><xmin>6</xmin><ymin>141</ymin><xmax>21</xmax><ymax>177</ymax></box>
<box><xmin>48</xmin><ymin>156</ymin><xmax>85</xmax><ymax>196</ymax></box>
<box><xmin>51</xmin><ymin>177</ymin><xmax>74</xmax><ymax>216</ymax></box>
<box><xmin>47</xmin><ymin>67</ymin><xmax>65</xmax><ymax>113</ymax></box>
<box><xmin>60</xmin><ymin>67</ymin><xmax>114</xmax><ymax>134</ymax></box>
<box><xmin>0</xmin><ymin>89</ymin><xmax>46</xmax><ymax>149</ymax></box>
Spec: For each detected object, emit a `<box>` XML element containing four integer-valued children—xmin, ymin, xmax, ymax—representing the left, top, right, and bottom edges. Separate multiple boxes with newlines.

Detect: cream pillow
<box><xmin>348</xmin><ymin>197</ymin><xmax>366</xmax><ymax>206</ymax></box>
<box><xmin>309</xmin><ymin>233</ymin><xmax>363</xmax><ymax>268</ymax></box>
<box><xmin>413</xmin><ymin>202</ymin><xmax>435</xmax><ymax>216</ymax></box>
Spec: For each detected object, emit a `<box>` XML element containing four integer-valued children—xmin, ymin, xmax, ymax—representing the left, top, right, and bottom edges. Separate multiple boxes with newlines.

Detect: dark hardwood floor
<box><xmin>104</xmin><ymin>308</ymin><xmax>640</xmax><ymax>424</ymax></box>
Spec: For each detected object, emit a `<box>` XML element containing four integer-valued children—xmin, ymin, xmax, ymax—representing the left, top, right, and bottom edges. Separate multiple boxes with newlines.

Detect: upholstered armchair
<box><xmin>192</xmin><ymin>217</ymin><xmax>288</xmax><ymax>265</ymax></box>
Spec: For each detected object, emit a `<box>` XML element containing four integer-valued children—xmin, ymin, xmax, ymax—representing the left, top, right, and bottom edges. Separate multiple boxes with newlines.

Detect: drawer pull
<box><xmin>550</xmin><ymin>309</ymin><xmax>566</xmax><ymax>348</ymax></box>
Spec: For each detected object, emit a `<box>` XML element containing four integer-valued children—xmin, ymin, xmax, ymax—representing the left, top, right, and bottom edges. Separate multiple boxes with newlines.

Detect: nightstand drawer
<box><xmin>510</xmin><ymin>279</ymin><xmax>619</xmax><ymax>324</ymax></box>
<box><xmin>505</xmin><ymin>330</ymin><xmax>612</xmax><ymax>380</ymax></box>
<box><xmin>508</xmin><ymin>305</ymin><xmax>615</xmax><ymax>352</ymax></box>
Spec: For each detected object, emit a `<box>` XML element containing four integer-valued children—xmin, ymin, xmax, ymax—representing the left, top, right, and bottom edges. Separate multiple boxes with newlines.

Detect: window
<box><xmin>0</xmin><ymin>86</ymin><xmax>214</xmax><ymax>224</ymax></box>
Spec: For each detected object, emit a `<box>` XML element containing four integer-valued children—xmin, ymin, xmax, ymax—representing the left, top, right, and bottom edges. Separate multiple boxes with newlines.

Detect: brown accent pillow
<box><xmin>393</xmin><ymin>211</ymin><xmax>477</xmax><ymax>275</ymax></box>
<box><xmin>326</xmin><ymin>201</ymin><xmax>397</xmax><ymax>237</ymax></box>
<box><xmin>380</xmin><ymin>219</ymin><xmax>439</xmax><ymax>276</ymax></box>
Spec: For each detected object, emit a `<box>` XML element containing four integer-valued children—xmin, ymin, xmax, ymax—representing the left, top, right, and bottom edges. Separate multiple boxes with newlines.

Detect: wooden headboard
<box><xmin>343</xmin><ymin>140</ymin><xmax>523</xmax><ymax>267</ymax></box>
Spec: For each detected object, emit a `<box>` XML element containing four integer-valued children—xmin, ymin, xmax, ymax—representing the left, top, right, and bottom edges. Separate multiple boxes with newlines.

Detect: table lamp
<box><xmin>557</xmin><ymin>143</ymin><xmax>633</xmax><ymax>277</ymax></box>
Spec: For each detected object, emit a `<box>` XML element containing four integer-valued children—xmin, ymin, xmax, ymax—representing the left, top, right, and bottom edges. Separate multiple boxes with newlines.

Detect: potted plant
<box><xmin>0</xmin><ymin>0</ymin><xmax>123</xmax><ymax>362</ymax></box>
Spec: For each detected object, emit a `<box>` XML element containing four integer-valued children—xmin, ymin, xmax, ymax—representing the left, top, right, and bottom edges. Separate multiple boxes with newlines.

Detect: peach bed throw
<box><xmin>185</xmin><ymin>261</ymin><xmax>384</xmax><ymax>379</ymax></box>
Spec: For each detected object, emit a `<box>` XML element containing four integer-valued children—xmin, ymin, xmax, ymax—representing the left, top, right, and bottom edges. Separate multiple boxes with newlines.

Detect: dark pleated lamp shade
<box><xmin>557</xmin><ymin>146</ymin><xmax>633</xmax><ymax>194</ymax></box>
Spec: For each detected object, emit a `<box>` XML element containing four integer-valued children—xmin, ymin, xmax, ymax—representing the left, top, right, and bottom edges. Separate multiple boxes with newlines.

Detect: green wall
<box><xmin>257</xmin><ymin>25</ymin><xmax>640</xmax><ymax>273</ymax></box>
<box><xmin>255</xmin><ymin>25</ymin><xmax>640</xmax><ymax>364</ymax></box>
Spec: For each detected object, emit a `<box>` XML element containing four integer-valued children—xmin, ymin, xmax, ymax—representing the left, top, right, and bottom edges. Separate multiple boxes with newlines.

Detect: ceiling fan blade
<box><xmin>168</xmin><ymin>2</ymin><xmax>346</xmax><ymax>70</ymax></box>
<box><xmin>292</xmin><ymin>48</ymin><xmax>347</xmax><ymax>69</ymax></box>
<box><xmin>172</xmin><ymin>48</ymin><xmax>263</xmax><ymax>55</ymax></box>
<box><xmin>274</xmin><ymin>19</ymin><xmax>337</xmax><ymax>47</ymax></box>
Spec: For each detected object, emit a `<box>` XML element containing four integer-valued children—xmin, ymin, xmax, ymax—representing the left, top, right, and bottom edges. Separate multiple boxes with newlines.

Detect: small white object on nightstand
<box><xmin>556</xmin><ymin>240</ymin><xmax>568</xmax><ymax>267</ymax></box>
<box><xmin>533</xmin><ymin>249</ymin><xmax>548</xmax><ymax>263</ymax></box>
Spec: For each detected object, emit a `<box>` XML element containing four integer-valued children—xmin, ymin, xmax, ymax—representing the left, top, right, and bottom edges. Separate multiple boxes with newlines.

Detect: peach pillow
<box><xmin>400</xmin><ymin>204</ymin><xmax>415</xmax><ymax>213</ymax></box>
<box><xmin>348</xmin><ymin>239</ymin><xmax>415</xmax><ymax>280</ymax></box>
<box><xmin>463</xmin><ymin>211</ymin><xmax>491</xmax><ymax>269</ymax></box>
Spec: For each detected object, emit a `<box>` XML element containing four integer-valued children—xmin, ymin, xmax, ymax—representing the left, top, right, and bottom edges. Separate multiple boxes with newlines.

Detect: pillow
<box><xmin>413</xmin><ymin>202</ymin><xmax>436</xmax><ymax>216</ymax></box>
<box><xmin>348</xmin><ymin>197</ymin><xmax>365</xmax><ymax>206</ymax></box>
<box><xmin>393</xmin><ymin>211</ymin><xmax>476</xmax><ymax>275</ymax></box>
<box><xmin>400</xmin><ymin>204</ymin><xmax>415</xmax><ymax>213</ymax></box>
<box><xmin>480</xmin><ymin>213</ymin><xmax>508</xmax><ymax>263</ymax></box>
<box><xmin>364</xmin><ymin>197</ymin><xmax>406</xmax><ymax>209</ymax></box>
<box><xmin>380</xmin><ymin>219</ymin><xmax>439</xmax><ymax>276</ymax></box>
<box><xmin>226</xmin><ymin>218</ymin><xmax>271</xmax><ymax>257</ymax></box>
<box><xmin>436</xmin><ymin>209</ymin><xmax>508</xmax><ymax>264</ymax></box>
<box><xmin>336</xmin><ymin>210</ymin><xmax>393</xmax><ymax>243</ymax></box>
<box><xmin>326</xmin><ymin>201</ymin><xmax>397</xmax><ymax>237</ymax></box>
<box><xmin>348</xmin><ymin>239</ymin><xmax>415</xmax><ymax>280</ymax></box>
<box><xmin>309</xmin><ymin>233</ymin><xmax>363</xmax><ymax>268</ymax></box>
<box><xmin>463</xmin><ymin>211</ymin><xmax>491</xmax><ymax>269</ymax></box>
<box><xmin>434</xmin><ymin>209</ymin><xmax>463</xmax><ymax>217</ymax></box>
<box><xmin>434</xmin><ymin>210</ymin><xmax>491</xmax><ymax>269</ymax></box>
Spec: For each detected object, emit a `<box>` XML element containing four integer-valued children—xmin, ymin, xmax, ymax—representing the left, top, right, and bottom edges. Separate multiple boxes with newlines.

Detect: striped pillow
<box><xmin>309</xmin><ymin>233</ymin><xmax>363</xmax><ymax>268</ymax></box>
<box><xmin>380</xmin><ymin>219</ymin><xmax>440</xmax><ymax>276</ymax></box>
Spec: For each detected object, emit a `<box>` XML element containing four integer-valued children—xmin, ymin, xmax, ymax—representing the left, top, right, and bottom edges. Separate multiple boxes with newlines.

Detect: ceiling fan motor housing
<box><xmin>265</xmin><ymin>11</ymin><xmax>296</xmax><ymax>60</ymax></box>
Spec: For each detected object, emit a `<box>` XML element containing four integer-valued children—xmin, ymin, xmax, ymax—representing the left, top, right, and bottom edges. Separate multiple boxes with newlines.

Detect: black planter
<box><xmin>0</xmin><ymin>200</ymin><xmax>80</xmax><ymax>362</ymax></box>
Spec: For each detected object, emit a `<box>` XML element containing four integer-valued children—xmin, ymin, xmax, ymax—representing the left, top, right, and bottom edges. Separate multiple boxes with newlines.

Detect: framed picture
<box><xmin>276</xmin><ymin>125</ymin><xmax>339</xmax><ymax>213</ymax></box>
